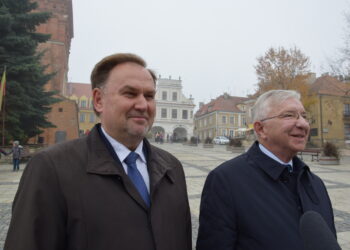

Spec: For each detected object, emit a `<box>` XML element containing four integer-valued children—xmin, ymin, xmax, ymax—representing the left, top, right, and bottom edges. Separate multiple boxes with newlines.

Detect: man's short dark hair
<box><xmin>90</xmin><ymin>53</ymin><xmax>157</xmax><ymax>89</ymax></box>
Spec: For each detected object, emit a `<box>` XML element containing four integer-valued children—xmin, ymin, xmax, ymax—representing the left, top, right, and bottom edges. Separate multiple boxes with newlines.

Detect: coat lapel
<box><xmin>143</xmin><ymin>140</ymin><xmax>175</xmax><ymax>198</ymax></box>
<box><xmin>85</xmin><ymin>124</ymin><xmax>150</xmax><ymax>211</ymax></box>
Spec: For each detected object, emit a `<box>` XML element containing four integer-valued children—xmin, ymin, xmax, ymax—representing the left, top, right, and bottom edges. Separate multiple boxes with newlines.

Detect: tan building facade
<box><xmin>308</xmin><ymin>75</ymin><xmax>350</xmax><ymax>147</ymax></box>
<box><xmin>194</xmin><ymin>93</ymin><xmax>249</xmax><ymax>140</ymax></box>
<box><xmin>66</xmin><ymin>82</ymin><xmax>99</xmax><ymax>135</ymax></box>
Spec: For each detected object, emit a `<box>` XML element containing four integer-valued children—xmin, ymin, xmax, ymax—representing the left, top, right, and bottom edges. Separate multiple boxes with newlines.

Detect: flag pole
<box><xmin>1</xmin><ymin>65</ymin><xmax>6</xmax><ymax>146</ymax></box>
<box><xmin>2</xmin><ymin>90</ymin><xmax>5</xmax><ymax>146</ymax></box>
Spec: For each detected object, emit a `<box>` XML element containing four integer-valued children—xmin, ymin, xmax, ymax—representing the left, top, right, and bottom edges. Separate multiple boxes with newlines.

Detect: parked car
<box><xmin>213</xmin><ymin>136</ymin><xmax>230</xmax><ymax>145</ymax></box>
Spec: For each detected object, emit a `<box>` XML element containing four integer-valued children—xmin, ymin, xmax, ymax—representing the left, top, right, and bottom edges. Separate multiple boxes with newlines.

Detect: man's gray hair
<box><xmin>252</xmin><ymin>90</ymin><xmax>301</xmax><ymax>122</ymax></box>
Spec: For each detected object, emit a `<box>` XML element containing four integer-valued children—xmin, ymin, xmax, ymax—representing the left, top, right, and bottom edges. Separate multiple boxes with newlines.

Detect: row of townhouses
<box><xmin>28</xmin><ymin>0</ymin><xmax>350</xmax><ymax>149</ymax></box>
<box><xmin>67</xmin><ymin>74</ymin><xmax>350</xmax><ymax>148</ymax></box>
<box><xmin>66</xmin><ymin>77</ymin><xmax>196</xmax><ymax>142</ymax></box>
<box><xmin>194</xmin><ymin>93</ymin><xmax>249</xmax><ymax>140</ymax></box>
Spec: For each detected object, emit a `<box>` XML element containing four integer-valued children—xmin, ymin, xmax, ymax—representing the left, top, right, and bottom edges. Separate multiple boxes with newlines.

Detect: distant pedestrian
<box><xmin>155</xmin><ymin>132</ymin><xmax>160</xmax><ymax>143</ymax></box>
<box><xmin>160</xmin><ymin>132</ymin><xmax>164</xmax><ymax>144</ymax></box>
<box><xmin>7</xmin><ymin>141</ymin><xmax>22</xmax><ymax>171</ymax></box>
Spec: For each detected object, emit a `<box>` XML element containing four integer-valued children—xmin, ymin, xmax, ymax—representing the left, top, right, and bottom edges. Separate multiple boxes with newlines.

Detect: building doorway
<box><xmin>151</xmin><ymin>126</ymin><xmax>165</xmax><ymax>142</ymax></box>
<box><xmin>173</xmin><ymin>127</ymin><xmax>187</xmax><ymax>142</ymax></box>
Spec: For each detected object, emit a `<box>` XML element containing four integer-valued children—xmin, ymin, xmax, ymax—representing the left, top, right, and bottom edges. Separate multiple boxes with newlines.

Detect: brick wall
<box><xmin>30</xmin><ymin>0</ymin><xmax>78</xmax><ymax>145</ymax></box>
<box><xmin>35</xmin><ymin>0</ymin><xmax>73</xmax><ymax>96</ymax></box>
<box><xmin>29</xmin><ymin>97</ymin><xmax>79</xmax><ymax>145</ymax></box>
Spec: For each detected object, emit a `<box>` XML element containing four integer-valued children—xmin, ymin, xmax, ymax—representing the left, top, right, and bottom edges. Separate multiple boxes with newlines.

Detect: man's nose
<box><xmin>296</xmin><ymin>114</ymin><xmax>310</xmax><ymax>128</ymax></box>
<box><xmin>134</xmin><ymin>95</ymin><xmax>148</xmax><ymax>110</ymax></box>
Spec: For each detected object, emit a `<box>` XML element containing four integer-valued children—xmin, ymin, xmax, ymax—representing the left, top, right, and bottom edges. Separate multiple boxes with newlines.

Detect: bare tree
<box><xmin>329</xmin><ymin>10</ymin><xmax>350</xmax><ymax>78</ymax></box>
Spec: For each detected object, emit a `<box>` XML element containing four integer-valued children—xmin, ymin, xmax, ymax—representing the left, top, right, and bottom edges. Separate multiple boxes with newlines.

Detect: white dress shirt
<box><xmin>259</xmin><ymin>143</ymin><xmax>293</xmax><ymax>170</ymax></box>
<box><xmin>101</xmin><ymin>127</ymin><xmax>150</xmax><ymax>193</ymax></box>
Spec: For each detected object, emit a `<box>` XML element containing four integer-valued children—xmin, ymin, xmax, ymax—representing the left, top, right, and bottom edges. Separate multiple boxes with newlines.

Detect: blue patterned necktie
<box><xmin>286</xmin><ymin>164</ymin><xmax>293</xmax><ymax>173</ymax></box>
<box><xmin>124</xmin><ymin>152</ymin><xmax>150</xmax><ymax>207</ymax></box>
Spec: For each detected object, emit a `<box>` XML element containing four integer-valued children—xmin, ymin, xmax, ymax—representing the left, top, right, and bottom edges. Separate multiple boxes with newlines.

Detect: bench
<box><xmin>298</xmin><ymin>148</ymin><xmax>321</xmax><ymax>161</ymax></box>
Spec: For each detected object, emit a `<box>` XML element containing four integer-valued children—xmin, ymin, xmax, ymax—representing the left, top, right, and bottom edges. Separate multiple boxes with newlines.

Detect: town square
<box><xmin>1</xmin><ymin>0</ymin><xmax>350</xmax><ymax>249</ymax></box>
<box><xmin>0</xmin><ymin>142</ymin><xmax>350</xmax><ymax>249</ymax></box>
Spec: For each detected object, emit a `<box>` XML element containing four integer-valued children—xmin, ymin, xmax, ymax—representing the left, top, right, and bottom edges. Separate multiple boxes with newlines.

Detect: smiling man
<box><xmin>197</xmin><ymin>90</ymin><xmax>336</xmax><ymax>250</ymax></box>
<box><xmin>5</xmin><ymin>53</ymin><xmax>192</xmax><ymax>250</ymax></box>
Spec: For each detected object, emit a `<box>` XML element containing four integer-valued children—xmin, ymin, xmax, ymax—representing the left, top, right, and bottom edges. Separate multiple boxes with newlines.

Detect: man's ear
<box><xmin>253</xmin><ymin>121</ymin><xmax>266</xmax><ymax>140</ymax></box>
<box><xmin>92</xmin><ymin>88</ymin><xmax>103</xmax><ymax>113</ymax></box>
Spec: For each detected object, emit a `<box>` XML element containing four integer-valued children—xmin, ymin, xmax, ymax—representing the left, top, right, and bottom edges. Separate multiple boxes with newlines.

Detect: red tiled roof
<box><xmin>310</xmin><ymin>75</ymin><xmax>350</xmax><ymax>96</ymax></box>
<box><xmin>195</xmin><ymin>94</ymin><xmax>249</xmax><ymax>117</ymax></box>
<box><xmin>67</xmin><ymin>82</ymin><xmax>92</xmax><ymax>98</ymax></box>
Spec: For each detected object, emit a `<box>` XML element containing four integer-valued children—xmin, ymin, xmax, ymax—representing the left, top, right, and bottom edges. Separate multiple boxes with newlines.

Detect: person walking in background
<box><xmin>197</xmin><ymin>90</ymin><xmax>336</xmax><ymax>250</ymax></box>
<box><xmin>7</xmin><ymin>141</ymin><xmax>22</xmax><ymax>171</ymax></box>
<box><xmin>155</xmin><ymin>132</ymin><xmax>160</xmax><ymax>143</ymax></box>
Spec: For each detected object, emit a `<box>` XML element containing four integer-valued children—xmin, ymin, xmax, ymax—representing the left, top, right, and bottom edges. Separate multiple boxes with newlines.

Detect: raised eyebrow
<box><xmin>119</xmin><ymin>85</ymin><xmax>156</xmax><ymax>96</ymax></box>
<box><xmin>119</xmin><ymin>85</ymin><xmax>138</xmax><ymax>92</ymax></box>
<box><xmin>145</xmin><ymin>90</ymin><xmax>156</xmax><ymax>96</ymax></box>
<box><xmin>280</xmin><ymin>110</ymin><xmax>296</xmax><ymax>114</ymax></box>
<box><xmin>283</xmin><ymin>110</ymin><xmax>306</xmax><ymax>113</ymax></box>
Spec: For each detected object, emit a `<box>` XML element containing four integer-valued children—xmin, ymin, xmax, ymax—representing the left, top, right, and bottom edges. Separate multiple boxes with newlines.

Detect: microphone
<box><xmin>299</xmin><ymin>210</ymin><xmax>341</xmax><ymax>250</ymax></box>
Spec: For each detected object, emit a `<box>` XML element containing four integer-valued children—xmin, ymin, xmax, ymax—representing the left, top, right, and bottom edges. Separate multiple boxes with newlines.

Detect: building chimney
<box><xmin>199</xmin><ymin>102</ymin><xmax>204</xmax><ymax>108</ymax></box>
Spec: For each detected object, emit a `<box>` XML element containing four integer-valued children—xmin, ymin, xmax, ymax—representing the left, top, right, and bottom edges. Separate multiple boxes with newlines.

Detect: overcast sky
<box><xmin>68</xmin><ymin>0</ymin><xmax>349</xmax><ymax>108</ymax></box>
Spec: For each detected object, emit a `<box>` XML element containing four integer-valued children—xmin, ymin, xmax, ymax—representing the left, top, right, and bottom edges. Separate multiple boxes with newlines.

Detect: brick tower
<box><xmin>29</xmin><ymin>0</ymin><xmax>79</xmax><ymax>145</ymax></box>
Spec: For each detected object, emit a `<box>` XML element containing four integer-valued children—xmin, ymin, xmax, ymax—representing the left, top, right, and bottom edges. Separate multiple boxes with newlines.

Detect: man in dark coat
<box><xmin>197</xmin><ymin>90</ymin><xmax>336</xmax><ymax>250</ymax></box>
<box><xmin>5</xmin><ymin>53</ymin><xmax>192</xmax><ymax>250</ymax></box>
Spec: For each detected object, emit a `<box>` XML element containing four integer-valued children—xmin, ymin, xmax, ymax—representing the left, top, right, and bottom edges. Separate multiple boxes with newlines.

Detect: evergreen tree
<box><xmin>0</xmin><ymin>0</ymin><xmax>59</xmax><ymax>143</ymax></box>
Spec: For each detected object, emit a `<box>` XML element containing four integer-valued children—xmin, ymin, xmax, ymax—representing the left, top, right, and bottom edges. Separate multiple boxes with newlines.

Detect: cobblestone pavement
<box><xmin>0</xmin><ymin>143</ymin><xmax>349</xmax><ymax>249</ymax></box>
<box><xmin>0</xmin><ymin>163</ymin><xmax>21</xmax><ymax>250</ymax></box>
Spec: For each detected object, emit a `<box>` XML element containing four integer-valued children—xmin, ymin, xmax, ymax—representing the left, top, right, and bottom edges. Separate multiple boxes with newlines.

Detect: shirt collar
<box><xmin>100</xmin><ymin>126</ymin><xmax>146</xmax><ymax>164</ymax></box>
<box><xmin>259</xmin><ymin>143</ymin><xmax>293</xmax><ymax>167</ymax></box>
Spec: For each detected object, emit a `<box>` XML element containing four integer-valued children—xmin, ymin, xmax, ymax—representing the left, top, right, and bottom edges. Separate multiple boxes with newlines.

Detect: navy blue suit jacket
<box><xmin>197</xmin><ymin>142</ymin><xmax>336</xmax><ymax>250</ymax></box>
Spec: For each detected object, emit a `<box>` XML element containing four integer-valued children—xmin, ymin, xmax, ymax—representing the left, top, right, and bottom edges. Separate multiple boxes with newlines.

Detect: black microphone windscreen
<box><xmin>299</xmin><ymin>210</ymin><xmax>341</xmax><ymax>250</ymax></box>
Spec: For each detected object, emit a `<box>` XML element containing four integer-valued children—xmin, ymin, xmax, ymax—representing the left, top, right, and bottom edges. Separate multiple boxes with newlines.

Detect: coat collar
<box><xmin>247</xmin><ymin>141</ymin><xmax>320</xmax><ymax>205</ymax></box>
<box><xmin>85</xmin><ymin>124</ymin><xmax>124</xmax><ymax>176</ymax></box>
<box><xmin>85</xmin><ymin>124</ymin><xmax>175</xmax><ymax>210</ymax></box>
<box><xmin>86</xmin><ymin>124</ymin><xmax>174</xmax><ymax>180</ymax></box>
<box><xmin>247</xmin><ymin>141</ymin><xmax>310</xmax><ymax>181</ymax></box>
<box><xmin>144</xmin><ymin>139</ymin><xmax>176</xmax><ymax>191</ymax></box>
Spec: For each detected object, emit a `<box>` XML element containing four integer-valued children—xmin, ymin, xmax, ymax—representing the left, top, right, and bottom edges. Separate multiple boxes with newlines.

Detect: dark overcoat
<box><xmin>5</xmin><ymin>125</ymin><xmax>192</xmax><ymax>250</ymax></box>
<box><xmin>197</xmin><ymin>142</ymin><xmax>336</xmax><ymax>250</ymax></box>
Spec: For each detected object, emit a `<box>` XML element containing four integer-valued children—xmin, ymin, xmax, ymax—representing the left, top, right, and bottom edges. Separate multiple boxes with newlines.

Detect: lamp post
<box><xmin>319</xmin><ymin>94</ymin><xmax>324</xmax><ymax>147</ymax></box>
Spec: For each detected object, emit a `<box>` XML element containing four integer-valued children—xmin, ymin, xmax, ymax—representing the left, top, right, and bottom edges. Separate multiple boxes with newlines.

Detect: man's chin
<box><xmin>127</xmin><ymin>126</ymin><xmax>150</xmax><ymax>138</ymax></box>
<box><xmin>292</xmin><ymin>143</ymin><xmax>307</xmax><ymax>153</ymax></box>
<box><xmin>291</xmin><ymin>137</ymin><xmax>307</xmax><ymax>147</ymax></box>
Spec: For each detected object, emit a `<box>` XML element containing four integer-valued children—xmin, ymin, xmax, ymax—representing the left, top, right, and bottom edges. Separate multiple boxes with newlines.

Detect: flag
<box><xmin>0</xmin><ymin>68</ymin><xmax>6</xmax><ymax>111</ymax></box>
